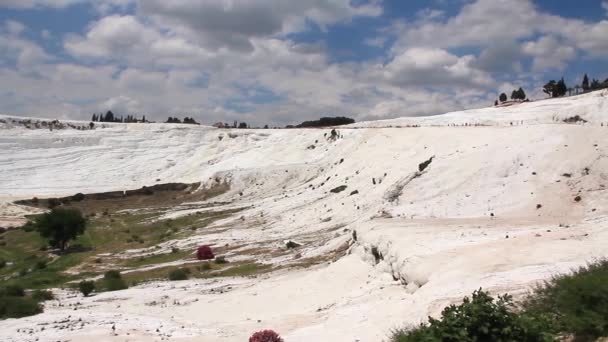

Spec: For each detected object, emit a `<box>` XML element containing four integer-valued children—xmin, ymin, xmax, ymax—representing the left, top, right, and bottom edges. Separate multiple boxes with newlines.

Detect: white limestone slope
<box><xmin>1</xmin><ymin>90</ymin><xmax>608</xmax><ymax>342</ymax></box>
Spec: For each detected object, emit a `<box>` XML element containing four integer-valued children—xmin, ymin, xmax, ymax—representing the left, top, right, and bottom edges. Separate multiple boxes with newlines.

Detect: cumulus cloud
<box><xmin>0</xmin><ymin>0</ymin><xmax>82</xmax><ymax>8</ymax></box>
<box><xmin>381</xmin><ymin>48</ymin><xmax>493</xmax><ymax>88</ymax></box>
<box><xmin>137</xmin><ymin>0</ymin><xmax>381</xmax><ymax>52</ymax></box>
<box><xmin>5</xmin><ymin>20</ymin><xmax>26</xmax><ymax>35</ymax></box>
<box><xmin>0</xmin><ymin>28</ymin><xmax>50</xmax><ymax>67</ymax></box>
<box><xmin>1</xmin><ymin>0</ymin><xmax>608</xmax><ymax>125</ymax></box>
<box><xmin>522</xmin><ymin>36</ymin><xmax>576</xmax><ymax>71</ymax></box>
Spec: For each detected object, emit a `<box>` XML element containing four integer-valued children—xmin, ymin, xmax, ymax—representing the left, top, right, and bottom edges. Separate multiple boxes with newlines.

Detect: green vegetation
<box><xmin>0</xmin><ymin>285</ymin><xmax>43</xmax><ymax>319</ymax></box>
<box><xmin>215</xmin><ymin>263</ymin><xmax>270</xmax><ymax>277</ymax></box>
<box><xmin>391</xmin><ymin>260</ymin><xmax>608</xmax><ymax>342</ymax></box>
<box><xmin>295</xmin><ymin>116</ymin><xmax>355</xmax><ymax>128</ymax></box>
<box><xmin>391</xmin><ymin>290</ymin><xmax>550</xmax><ymax>342</ymax></box>
<box><xmin>101</xmin><ymin>270</ymin><xmax>128</xmax><ymax>291</ymax></box>
<box><xmin>78</xmin><ymin>280</ymin><xmax>95</xmax><ymax>297</ymax></box>
<box><xmin>33</xmin><ymin>208</ymin><xmax>87</xmax><ymax>251</ymax></box>
<box><xmin>168</xmin><ymin>268</ymin><xmax>190</xmax><ymax>281</ymax></box>
<box><xmin>523</xmin><ymin>259</ymin><xmax>608</xmax><ymax>341</ymax></box>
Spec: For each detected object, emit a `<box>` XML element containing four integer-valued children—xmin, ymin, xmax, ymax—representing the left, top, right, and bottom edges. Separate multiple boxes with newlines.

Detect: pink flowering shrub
<box><xmin>196</xmin><ymin>245</ymin><xmax>214</xmax><ymax>260</ymax></box>
<box><xmin>249</xmin><ymin>330</ymin><xmax>284</xmax><ymax>342</ymax></box>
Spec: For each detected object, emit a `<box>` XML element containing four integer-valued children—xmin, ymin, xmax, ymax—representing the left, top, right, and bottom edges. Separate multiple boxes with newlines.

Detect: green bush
<box><xmin>168</xmin><ymin>268</ymin><xmax>189</xmax><ymax>281</ymax></box>
<box><xmin>0</xmin><ymin>296</ymin><xmax>42</xmax><ymax>319</ymax></box>
<box><xmin>102</xmin><ymin>270</ymin><xmax>128</xmax><ymax>291</ymax></box>
<box><xmin>0</xmin><ymin>259</ymin><xmax>6</xmax><ymax>269</ymax></box>
<box><xmin>1</xmin><ymin>285</ymin><xmax>25</xmax><ymax>297</ymax></box>
<box><xmin>78</xmin><ymin>280</ymin><xmax>95</xmax><ymax>297</ymax></box>
<box><xmin>390</xmin><ymin>289</ymin><xmax>552</xmax><ymax>342</ymax></box>
<box><xmin>71</xmin><ymin>193</ymin><xmax>85</xmax><ymax>202</ymax></box>
<box><xmin>32</xmin><ymin>290</ymin><xmax>54</xmax><ymax>301</ymax></box>
<box><xmin>34</xmin><ymin>259</ymin><xmax>47</xmax><ymax>270</ymax></box>
<box><xmin>215</xmin><ymin>256</ymin><xmax>228</xmax><ymax>264</ymax></box>
<box><xmin>104</xmin><ymin>270</ymin><xmax>122</xmax><ymax>279</ymax></box>
<box><xmin>523</xmin><ymin>260</ymin><xmax>608</xmax><ymax>340</ymax></box>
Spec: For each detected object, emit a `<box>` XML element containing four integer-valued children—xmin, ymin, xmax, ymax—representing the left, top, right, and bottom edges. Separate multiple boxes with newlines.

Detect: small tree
<box><xmin>543</xmin><ymin>80</ymin><xmax>557</xmax><ymax>97</ymax></box>
<box><xmin>78</xmin><ymin>280</ymin><xmax>95</xmax><ymax>297</ymax></box>
<box><xmin>556</xmin><ymin>78</ymin><xmax>567</xmax><ymax>97</ymax></box>
<box><xmin>582</xmin><ymin>73</ymin><xmax>589</xmax><ymax>91</ymax></box>
<box><xmin>517</xmin><ymin>87</ymin><xmax>526</xmax><ymax>100</ymax></box>
<box><xmin>34</xmin><ymin>208</ymin><xmax>86</xmax><ymax>251</ymax></box>
<box><xmin>499</xmin><ymin>93</ymin><xmax>507</xmax><ymax>102</ymax></box>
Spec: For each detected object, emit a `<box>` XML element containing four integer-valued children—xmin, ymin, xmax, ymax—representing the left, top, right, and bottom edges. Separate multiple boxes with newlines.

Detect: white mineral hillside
<box><xmin>1</xmin><ymin>90</ymin><xmax>608</xmax><ymax>342</ymax></box>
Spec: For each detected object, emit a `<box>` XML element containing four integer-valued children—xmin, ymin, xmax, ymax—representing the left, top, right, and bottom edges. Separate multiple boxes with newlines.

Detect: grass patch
<box><xmin>122</xmin><ymin>250</ymin><xmax>190</xmax><ymax>268</ymax></box>
<box><xmin>0</xmin><ymin>206</ymin><xmax>242</xmax><ymax>291</ymax></box>
<box><xmin>213</xmin><ymin>263</ymin><xmax>271</xmax><ymax>277</ymax></box>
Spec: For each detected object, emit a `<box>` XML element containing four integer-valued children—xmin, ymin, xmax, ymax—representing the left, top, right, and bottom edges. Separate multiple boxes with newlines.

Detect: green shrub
<box><xmin>215</xmin><ymin>256</ymin><xmax>228</xmax><ymax>264</ymax></box>
<box><xmin>102</xmin><ymin>270</ymin><xmax>128</xmax><ymax>291</ymax></box>
<box><xmin>171</xmin><ymin>247</ymin><xmax>180</xmax><ymax>254</ymax></box>
<box><xmin>0</xmin><ymin>259</ymin><xmax>5</xmax><ymax>269</ymax></box>
<box><xmin>104</xmin><ymin>270</ymin><xmax>122</xmax><ymax>279</ymax></box>
<box><xmin>34</xmin><ymin>259</ymin><xmax>47</xmax><ymax>270</ymax></box>
<box><xmin>168</xmin><ymin>268</ymin><xmax>189</xmax><ymax>281</ymax></box>
<box><xmin>78</xmin><ymin>280</ymin><xmax>95</xmax><ymax>297</ymax></box>
<box><xmin>523</xmin><ymin>260</ymin><xmax>608</xmax><ymax>340</ymax></box>
<box><xmin>32</xmin><ymin>290</ymin><xmax>54</xmax><ymax>301</ymax></box>
<box><xmin>22</xmin><ymin>222</ymin><xmax>34</xmax><ymax>232</ymax></box>
<box><xmin>390</xmin><ymin>289</ymin><xmax>552</xmax><ymax>342</ymax></box>
<box><xmin>47</xmin><ymin>198</ymin><xmax>60</xmax><ymax>209</ymax></box>
<box><xmin>0</xmin><ymin>296</ymin><xmax>42</xmax><ymax>319</ymax></box>
<box><xmin>1</xmin><ymin>285</ymin><xmax>25</xmax><ymax>297</ymax></box>
<box><xmin>71</xmin><ymin>193</ymin><xmax>85</xmax><ymax>202</ymax></box>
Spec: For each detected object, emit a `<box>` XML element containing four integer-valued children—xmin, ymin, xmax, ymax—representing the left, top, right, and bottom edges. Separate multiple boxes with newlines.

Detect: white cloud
<box><xmin>392</xmin><ymin>0</ymin><xmax>608</xmax><ymax>59</ymax></box>
<box><xmin>136</xmin><ymin>0</ymin><xmax>382</xmax><ymax>52</ymax></box>
<box><xmin>2</xmin><ymin>0</ymin><xmax>607</xmax><ymax>126</ymax></box>
<box><xmin>0</xmin><ymin>32</ymin><xmax>50</xmax><ymax>67</ymax></box>
<box><xmin>522</xmin><ymin>36</ymin><xmax>577</xmax><ymax>71</ymax></box>
<box><xmin>5</xmin><ymin>20</ymin><xmax>26</xmax><ymax>35</ymax></box>
<box><xmin>380</xmin><ymin>47</ymin><xmax>494</xmax><ymax>88</ymax></box>
<box><xmin>0</xmin><ymin>0</ymin><xmax>82</xmax><ymax>9</ymax></box>
<box><xmin>41</xmin><ymin>29</ymin><xmax>51</xmax><ymax>39</ymax></box>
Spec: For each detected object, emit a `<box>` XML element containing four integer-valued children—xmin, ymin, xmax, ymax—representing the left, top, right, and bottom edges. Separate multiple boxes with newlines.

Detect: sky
<box><xmin>0</xmin><ymin>0</ymin><xmax>607</xmax><ymax>126</ymax></box>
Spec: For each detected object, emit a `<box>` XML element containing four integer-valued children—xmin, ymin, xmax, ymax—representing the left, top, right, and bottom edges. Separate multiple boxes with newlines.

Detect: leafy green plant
<box><xmin>79</xmin><ymin>280</ymin><xmax>95</xmax><ymax>297</ymax></box>
<box><xmin>168</xmin><ymin>268</ymin><xmax>189</xmax><ymax>281</ymax></box>
<box><xmin>391</xmin><ymin>289</ymin><xmax>552</xmax><ymax>342</ymax></box>
<box><xmin>102</xmin><ymin>270</ymin><xmax>128</xmax><ymax>291</ymax></box>
<box><xmin>31</xmin><ymin>290</ymin><xmax>54</xmax><ymax>301</ymax></box>
<box><xmin>0</xmin><ymin>296</ymin><xmax>42</xmax><ymax>319</ymax></box>
<box><xmin>215</xmin><ymin>256</ymin><xmax>228</xmax><ymax>264</ymax></box>
<box><xmin>523</xmin><ymin>259</ymin><xmax>608</xmax><ymax>340</ymax></box>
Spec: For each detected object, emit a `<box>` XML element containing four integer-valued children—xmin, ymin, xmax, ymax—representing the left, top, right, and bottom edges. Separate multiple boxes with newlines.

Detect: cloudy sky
<box><xmin>0</xmin><ymin>0</ymin><xmax>607</xmax><ymax>125</ymax></box>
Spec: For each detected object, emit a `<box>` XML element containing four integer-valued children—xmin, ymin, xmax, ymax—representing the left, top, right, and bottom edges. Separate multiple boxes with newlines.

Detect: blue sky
<box><xmin>0</xmin><ymin>0</ymin><xmax>607</xmax><ymax>125</ymax></box>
